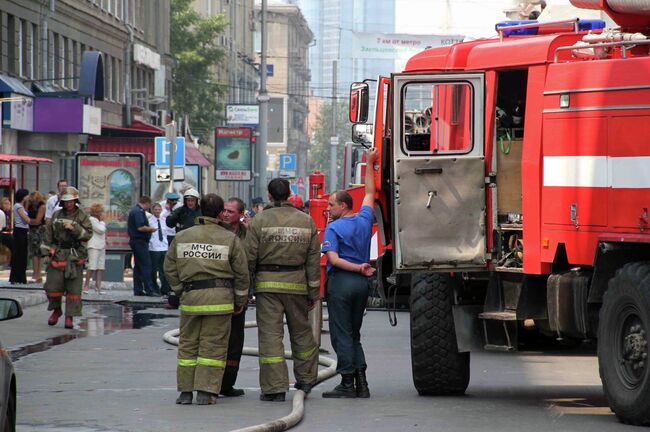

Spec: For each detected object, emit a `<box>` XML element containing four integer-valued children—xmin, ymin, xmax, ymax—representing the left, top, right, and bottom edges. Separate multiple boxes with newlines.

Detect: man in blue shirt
<box><xmin>322</xmin><ymin>148</ymin><xmax>377</xmax><ymax>398</ymax></box>
<box><xmin>127</xmin><ymin>195</ymin><xmax>158</xmax><ymax>296</ymax></box>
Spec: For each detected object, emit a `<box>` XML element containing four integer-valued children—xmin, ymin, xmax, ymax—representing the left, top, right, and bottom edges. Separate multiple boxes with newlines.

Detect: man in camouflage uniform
<box><xmin>164</xmin><ymin>193</ymin><xmax>249</xmax><ymax>405</ymax></box>
<box><xmin>42</xmin><ymin>187</ymin><xmax>93</xmax><ymax>329</ymax></box>
<box><xmin>247</xmin><ymin>178</ymin><xmax>321</xmax><ymax>402</ymax></box>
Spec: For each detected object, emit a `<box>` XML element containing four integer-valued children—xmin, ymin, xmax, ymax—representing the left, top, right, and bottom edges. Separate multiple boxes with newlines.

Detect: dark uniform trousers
<box><xmin>177</xmin><ymin>313</ymin><xmax>232</xmax><ymax>394</ymax></box>
<box><xmin>256</xmin><ymin>292</ymin><xmax>318</xmax><ymax>394</ymax></box>
<box><xmin>221</xmin><ymin>310</ymin><xmax>246</xmax><ymax>392</ymax></box>
<box><xmin>45</xmin><ymin>264</ymin><xmax>83</xmax><ymax>316</ymax></box>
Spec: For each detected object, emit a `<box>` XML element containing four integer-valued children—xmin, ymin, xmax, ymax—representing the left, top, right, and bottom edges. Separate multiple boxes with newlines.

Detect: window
<box><xmin>105</xmin><ymin>55</ymin><xmax>112</xmax><ymax>100</ymax></box>
<box><xmin>402</xmin><ymin>82</ymin><xmax>473</xmax><ymax>155</ymax></box>
<box><xmin>7</xmin><ymin>15</ymin><xmax>16</xmax><ymax>75</ymax></box>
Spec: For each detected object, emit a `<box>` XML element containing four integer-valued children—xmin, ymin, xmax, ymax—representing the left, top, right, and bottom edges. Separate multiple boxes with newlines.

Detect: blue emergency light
<box><xmin>496</xmin><ymin>19</ymin><xmax>606</xmax><ymax>36</ymax></box>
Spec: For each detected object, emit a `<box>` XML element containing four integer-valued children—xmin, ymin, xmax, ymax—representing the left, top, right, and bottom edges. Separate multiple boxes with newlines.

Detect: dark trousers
<box><xmin>326</xmin><ymin>269</ymin><xmax>370</xmax><ymax>375</ymax></box>
<box><xmin>150</xmin><ymin>250</ymin><xmax>169</xmax><ymax>295</ymax></box>
<box><xmin>221</xmin><ymin>309</ymin><xmax>246</xmax><ymax>392</ymax></box>
<box><xmin>9</xmin><ymin>227</ymin><xmax>28</xmax><ymax>284</ymax></box>
<box><xmin>129</xmin><ymin>239</ymin><xmax>155</xmax><ymax>296</ymax></box>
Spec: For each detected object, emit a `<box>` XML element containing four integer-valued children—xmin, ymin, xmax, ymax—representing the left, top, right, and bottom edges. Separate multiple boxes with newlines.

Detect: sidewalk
<box><xmin>0</xmin><ymin>268</ymin><xmax>166</xmax><ymax>308</ymax></box>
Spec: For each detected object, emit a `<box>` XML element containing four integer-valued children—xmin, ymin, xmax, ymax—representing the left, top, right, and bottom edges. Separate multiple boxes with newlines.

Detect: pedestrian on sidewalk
<box><xmin>246</xmin><ymin>179</ymin><xmax>321</xmax><ymax>402</ymax></box>
<box><xmin>45</xmin><ymin>180</ymin><xmax>68</xmax><ymax>224</ymax></box>
<box><xmin>218</xmin><ymin>197</ymin><xmax>249</xmax><ymax>397</ymax></box>
<box><xmin>84</xmin><ymin>203</ymin><xmax>106</xmax><ymax>294</ymax></box>
<box><xmin>160</xmin><ymin>191</ymin><xmax>181</xmax><ymax>245</ymax></box>
<box><xmin>148</xmin><ymin>203</ymin><xmax>170</xmax><ymax>296</ymax></box>
<box><xmin>42</xmin><ymin>187</ymin><xmax>93</xmax><ymax>329</ymax></box>
<box><xmin>127</xmin><ymin>196</ymin><xmax>158</xmax><ymax>296</ymax></box>
<box><xmin>27</xmin><ymin>191</ymin><xmax>46</xmax><ymax>283</ymax></box>
<box><xmin>165</xmin><ymin>193</ymin><xmax>249</xmax><ymax>405</ymax></box>
<box><xmin>10</xmin><ymin>189</ymin><xmax>31</xmax><ymax>284</ymax></box>
<box><xmin>0</xmin><ymin>197</ymin><xmax>12</xmax><ymax>263</ymax></box>
<box><xmin>321</xmin><ymin>148</ymin><xmax>378</xmax><ymax>399</ymax></box>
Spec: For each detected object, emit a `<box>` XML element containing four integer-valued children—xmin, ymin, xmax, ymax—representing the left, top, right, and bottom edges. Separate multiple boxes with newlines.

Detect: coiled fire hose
<box><xmin>162</xmin><ymin>301</ymin><xmax>337</xmax><ymax>432</ymax></box>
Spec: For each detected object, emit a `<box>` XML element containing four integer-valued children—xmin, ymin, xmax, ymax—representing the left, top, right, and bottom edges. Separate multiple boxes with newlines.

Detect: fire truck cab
<box><xmin>350</xmin><ymin>0</ymin><xmax>650</xmax><ymax>425</ymax></box>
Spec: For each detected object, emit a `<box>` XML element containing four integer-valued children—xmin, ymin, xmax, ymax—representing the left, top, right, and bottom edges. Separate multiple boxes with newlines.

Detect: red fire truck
<box><xmin>344</xmin><ymin>0</ymin><xmax>650</xmax><ymax>425</ymax></box>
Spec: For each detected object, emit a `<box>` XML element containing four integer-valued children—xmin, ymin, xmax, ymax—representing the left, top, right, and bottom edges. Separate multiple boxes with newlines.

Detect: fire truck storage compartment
<box><xmin>495</xmin><ymin>70</ymin><xmax>528</xmax><ymax>268</ymax></box>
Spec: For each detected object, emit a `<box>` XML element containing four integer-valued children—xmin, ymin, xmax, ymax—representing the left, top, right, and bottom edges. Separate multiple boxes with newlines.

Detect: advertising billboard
<box><xmin>148</xmin><ymin>164</ymin><xmax>200</xmax><ymax>204</ymax></box>
<box><xmin>215</xmin><ymin>127</ymin><xmax>252</xmax><ymax>181</ymax></box>
<box><xmin>75</xmin><ymin>153</ymin><xmax>144</xmax><ymax>251</ymax></box>
<box><xmin>226</xmin><ymin>104</ymin><xmax>259</xmax><ymax>125</ymax></box>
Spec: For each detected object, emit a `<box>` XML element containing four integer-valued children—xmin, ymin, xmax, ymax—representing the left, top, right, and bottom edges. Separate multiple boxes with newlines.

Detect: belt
<box><xmin>257</xmin><ymin>264</ymin><xmax>305</xmax><ymax>272</ymax></box>
<box><xmin>182</xmin><ymin>278</ymin><xmax>233</xmax><ymax>292</ymax></box>
<box><xmin>57</xmin><ymin>243</ymin><xmax>80</xmax><ymax>249</ymax></box>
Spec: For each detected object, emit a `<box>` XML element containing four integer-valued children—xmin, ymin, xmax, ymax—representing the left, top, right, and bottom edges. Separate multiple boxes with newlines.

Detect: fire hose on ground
<box><xmin>162</xmin><ymin>302</ymin><xmax>337</xmax><ymax>432</ymax></box>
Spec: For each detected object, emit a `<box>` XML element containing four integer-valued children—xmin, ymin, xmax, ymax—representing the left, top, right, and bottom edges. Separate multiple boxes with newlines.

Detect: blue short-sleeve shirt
<box><xmin>127</xmin><ymin>204</ymin><xmax>151</xmax><ymax>241</ymax></box>
<box><xmin>322</xmin><ymin>205</ymin><xmax>374</xmax><ymax>273</ymax></box>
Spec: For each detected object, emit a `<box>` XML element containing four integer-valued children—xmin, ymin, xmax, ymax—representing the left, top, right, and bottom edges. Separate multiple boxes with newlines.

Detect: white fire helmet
<box><xmin>183</xmin><ymin>188</ymin><xmax>200</xmax><ymax>200</ymax></box>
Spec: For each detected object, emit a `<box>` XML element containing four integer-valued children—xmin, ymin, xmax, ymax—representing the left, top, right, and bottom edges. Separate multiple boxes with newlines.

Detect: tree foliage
<box><xmin>309</xmin><ymin>100</ymin><xmax>352</xmax><ymax>190</ymax></box>
<box><xmin>171</xmin><ymin>0</ymin><xmax>227</xmax><ymax>144</ymax></box>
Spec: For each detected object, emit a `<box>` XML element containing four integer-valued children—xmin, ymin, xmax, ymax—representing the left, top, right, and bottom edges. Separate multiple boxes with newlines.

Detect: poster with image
<box><xmin>148</xmin><ymin>164</ymin><xmax>200</xmax><ymax>204</ymax></box>
<box><xmin>215</xmin><ymin>127</ymin><xmax>252</xmax><ymax>181</ymax></box>
<box><xmin>75</xmin><ymin>153</ymin><xmax>144</xmax><ymax>251</ymax></box>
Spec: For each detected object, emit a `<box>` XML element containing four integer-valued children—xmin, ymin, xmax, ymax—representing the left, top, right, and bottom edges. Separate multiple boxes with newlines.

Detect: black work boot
<box><xmin>196</xmin><ymin>391</ymin><xmax>218</xmax><ymax>405</ymax></box>
<box><xmin>354</xmin><ymin>368</ymin><xmax>370</xmax><ymax>398</ymax></box>
<box><xmin>175</xmin><ymin>392</ymin><xmax>193</xmax><ymax>405</ymax></box>
<box><xmin>220</xmin><ymin>387</ymin><xmax>245</xmax><ymax>397</ymax></box>
<box><xmin>260</xmin><ymin>392</ymin><xmax>286</xmax><ymax>402</ymax></box>
<box><xmin>322</xmin><ymin>374</ymin><xmax>356</xmax><ymax>398</ymax></box>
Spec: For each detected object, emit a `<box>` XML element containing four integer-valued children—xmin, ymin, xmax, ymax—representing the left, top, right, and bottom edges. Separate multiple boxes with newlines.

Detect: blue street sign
<box><xmin>290</xmin><ymin>184</ymin><xmax>299</xmax><ymax>196</ymax></box>
<box><xmin>279</xmin><ymin>153</ymin><xmax>297</xmax><ymax>171</ymax></box>
<box><xmin>155</xmin><ymin>136</ymin><xmax>185</xmax><ymax>168</ymax></box>
<box><xmin>266</xmin><ymin>64</ymin><xmax>274</xmax><ymax>77</ymax></box>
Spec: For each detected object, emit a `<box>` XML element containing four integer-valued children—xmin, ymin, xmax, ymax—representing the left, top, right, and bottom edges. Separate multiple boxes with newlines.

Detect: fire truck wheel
<box><xmin>410</xmin><ymin>272</ymin><xmax>469</xmax><ymax>395</ymax></box>
<box><xmin>599</xmin><ymin>261</ymin><xmax>650</xmax><ymax>425</ymax></box>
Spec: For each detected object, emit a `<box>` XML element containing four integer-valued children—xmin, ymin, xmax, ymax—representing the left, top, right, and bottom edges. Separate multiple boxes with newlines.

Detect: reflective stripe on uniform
<box><xmin>255</xmin><ymin>281</ymin><xmax>307</xmax><ymax>291</ymax></box>
<box><xmin>47</xmin><ymin>292</ymin><xmax>64</xmax><ymax>298</ymax></box>
<box><xmin>66</xmin><ymin>294</ymin><xmax>82</xmax><ymax>300</ymax></box>
<box><xmin>260</xmin><ymin>355</ymin><xmax>285</xmax><ymax>364</ymax></box>
<box><xmin>178</xmin><ymin>358</ymin><xmax>198</xmax><ymax>367</ymax></box>
<box><xmin>179</xmin><ymin>303</ymin><xmax>234</xmax><ymax>313</ymax></box>
<box><xmin>308</xmin><ymin>280</ymin><xmax>320</xmax><ymax>288</ymax></box>
<box><xmin>293</xmin><ymin>345</ymin><xmax>317</xmax><ymax>361</ymax></box>
<box><xmin>235</xmin><ymin>289</ymin><xmax>249</xmax><ymax>296</ymax></box>
<box><xmin>197</xmin><ymin>357</ymin><xmax>226</xmax><ymax>368</ymax></box>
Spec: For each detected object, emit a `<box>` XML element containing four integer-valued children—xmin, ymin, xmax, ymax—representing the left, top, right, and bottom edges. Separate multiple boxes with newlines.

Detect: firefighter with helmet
<box><xmin>42</xmin><ymin>187</ymin><xmax>93</xmax><ymax>329</ymax></box>
<box><xmin>164</xmin><ymin>193</ymin><xmax>249</xmax><ymax>405</ymax></box>
<box><xmin>246</xmin><ymin>178</ymin><xmax>321</xmax><ymax>401</ymax></box>
<box><xmin>166</xmin><ymin>188</ymin><xmax>202</xmax><ymax>233</ymax></box>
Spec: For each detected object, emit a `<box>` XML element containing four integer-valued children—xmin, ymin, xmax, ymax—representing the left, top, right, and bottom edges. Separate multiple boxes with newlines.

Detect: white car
<box><xmin>0</xmin><ymin>298</ymin><xmax>22</xmax><ymax>432</ymax></box>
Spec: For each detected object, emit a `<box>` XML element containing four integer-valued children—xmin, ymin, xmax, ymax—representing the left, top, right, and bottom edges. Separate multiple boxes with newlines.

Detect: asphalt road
<box><xmin>6</xmin><ymin>303</ymin><xmax>638</xmax><ymax>432</ymax></box>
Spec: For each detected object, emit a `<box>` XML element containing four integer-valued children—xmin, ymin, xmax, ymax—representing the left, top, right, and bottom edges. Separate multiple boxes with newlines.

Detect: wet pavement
<box><xmin>9</xmin><ymin>304</ymin><xmax>178</xmax><ymax>361</ymax></box>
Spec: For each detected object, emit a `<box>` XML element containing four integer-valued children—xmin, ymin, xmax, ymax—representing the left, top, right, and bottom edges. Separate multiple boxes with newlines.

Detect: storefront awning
<box><xmin>0</xmin><ymin>154</ymin><xmax>52</xmax><ymax>164</ymax></box>
<box><xmin>102</xmin><ymin>120</ymin><xmax>164</xmax><ymax>135</ymax></box>
<box><xmin>0</xmin><ymin>74</ymin><xmax>33</xmax><ymax>96</ymax></box>
<box><xmin>88</xmin><ymin>136</ymin><xmax>211</xmax><ymax>167</ymax></box>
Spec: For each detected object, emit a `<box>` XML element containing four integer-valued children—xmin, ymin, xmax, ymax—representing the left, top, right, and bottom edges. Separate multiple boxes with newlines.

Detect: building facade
<box><xmin>192</xmin><ymin>0</ymin><xmax>257</xmax><ymax>202</ymax></box>
<box><xmin>0</xmin><ymin>0</ymin><xmax>174</xmax><ymax>192</ymax></box>
<box><xmin>258</xmin><ymin>3</ymin><xmax>313</xmax><ymax>181</ymax></box>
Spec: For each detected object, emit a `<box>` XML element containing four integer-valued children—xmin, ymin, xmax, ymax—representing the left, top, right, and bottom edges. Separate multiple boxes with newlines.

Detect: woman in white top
<box><xmin>83</xmin><ymin>203</ymin><xmax>107</xmax><ymax>294</ymax></box>
<box><xmin>10</xmin><ymin>189</ymin><xmax>31</xmax><ymax>284</ymax></box>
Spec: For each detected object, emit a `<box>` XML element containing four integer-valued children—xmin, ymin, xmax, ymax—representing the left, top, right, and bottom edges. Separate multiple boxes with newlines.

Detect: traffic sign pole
<box><xmin>165</xmin><ymin>121</ymin><xmax>177</xmax><ymax>193</ymax></box>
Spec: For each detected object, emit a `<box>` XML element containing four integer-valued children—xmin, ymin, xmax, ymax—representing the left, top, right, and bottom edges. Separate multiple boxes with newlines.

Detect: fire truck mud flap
<box><xmin>410</xmin><ymin>272</ymin><xmax>470</xmax><ymax>395</ymax></box>
<box><xmin>599</xmin><ymin>261</ymin><xmax>650</xmax><ymax>426</ymax></box>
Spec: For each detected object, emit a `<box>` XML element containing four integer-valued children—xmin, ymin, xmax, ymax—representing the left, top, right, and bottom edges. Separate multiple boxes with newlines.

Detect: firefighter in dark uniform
<box><xmin>42</xmin><ymin>187</ymin><xmax>93</xmax><ymax>329</ymax></box>
<box><xmin>218</xmin><ymin>197</ymin><xmax>249</xmax><ymax>397</ymax></box>
<box><xmin>164</xmin><ymin>193</ymin><xmax>249</xmax><ymax>405</ymax></box>
<box><xmin>246</xmin><ymin>178</ymin><xmax>321</xmax><ymax>402</ymax></box>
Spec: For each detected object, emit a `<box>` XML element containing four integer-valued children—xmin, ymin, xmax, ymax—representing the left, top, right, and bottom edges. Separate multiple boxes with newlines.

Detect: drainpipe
<box><xmin>41</xmin><ymin>0</ymin><xmax>56</xmax><ymax>80</ymax></box>
<box><xmin>124</xmin><ymin>23</ymin><xmax>134</xmax><ymax>127</ymax></box>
